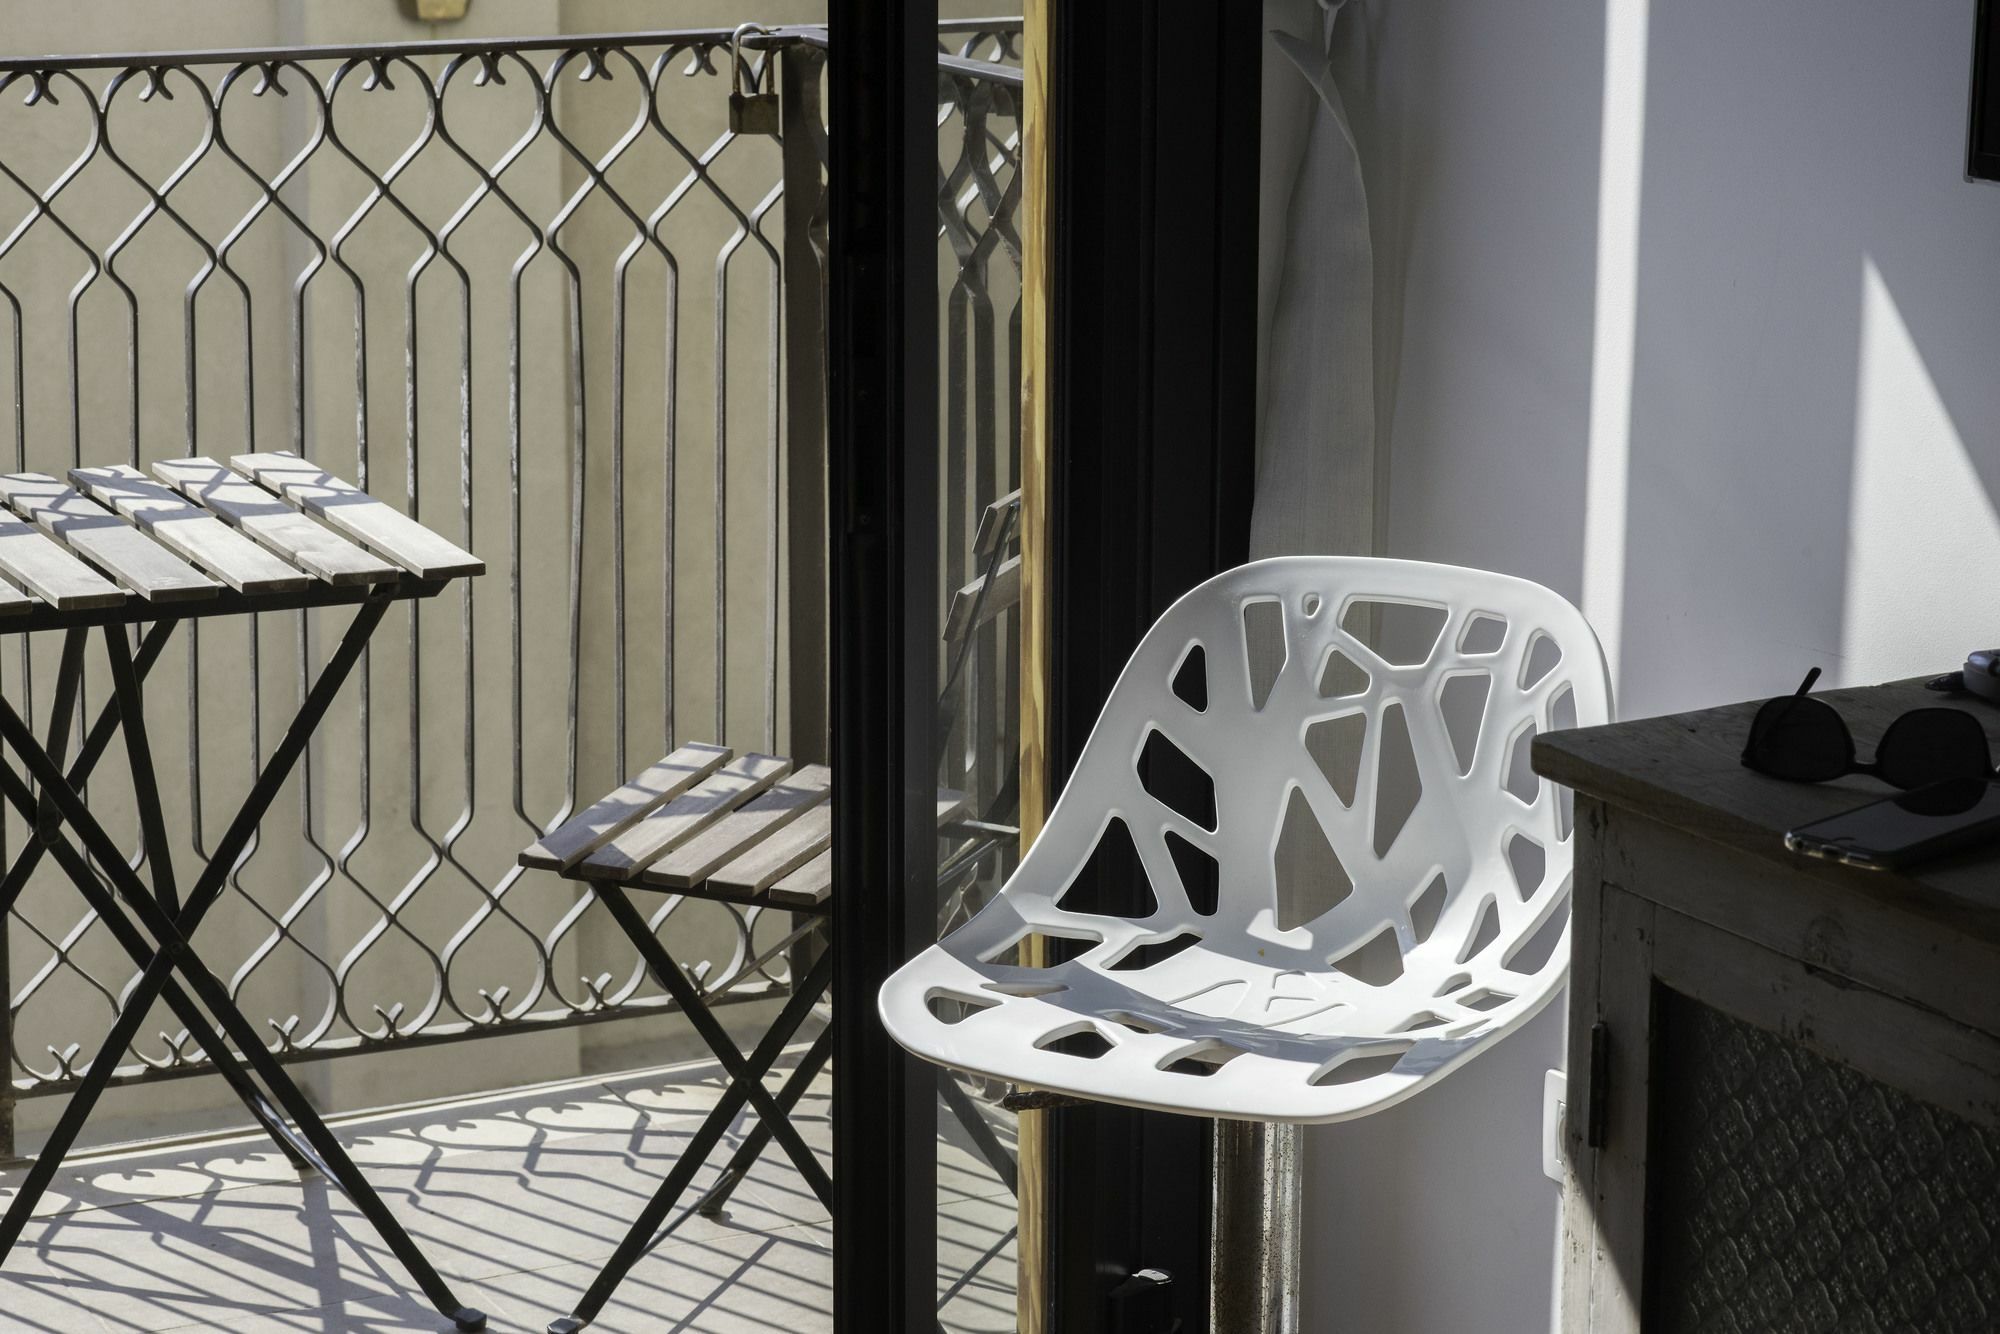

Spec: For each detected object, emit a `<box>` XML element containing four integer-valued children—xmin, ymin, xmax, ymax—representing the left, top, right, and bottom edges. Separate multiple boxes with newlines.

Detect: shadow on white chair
<box><xmin>880</xmin><ymin>556</ymin><xmax>1611</xmax><ymax>1123</ymax></box>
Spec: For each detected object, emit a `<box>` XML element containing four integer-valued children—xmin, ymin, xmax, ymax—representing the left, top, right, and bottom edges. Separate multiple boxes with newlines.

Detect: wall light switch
<box><xmin>1542</xmin><ymin>1069</ymin><xmax>1567</xmax><ymax>1184</ymax></box>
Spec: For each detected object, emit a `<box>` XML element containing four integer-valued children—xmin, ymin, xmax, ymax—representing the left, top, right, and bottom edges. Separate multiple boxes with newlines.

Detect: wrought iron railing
<box><xmin>0</xmin><ymin>20</ymin><xmax>1023</xmax><ymax>1154</ymax></box>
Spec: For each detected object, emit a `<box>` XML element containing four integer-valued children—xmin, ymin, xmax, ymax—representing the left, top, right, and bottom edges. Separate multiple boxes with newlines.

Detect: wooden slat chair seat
<box><xmin>520</xmin><ymin>746</ymin><xmax>976</xmax><ymax>910</ymax></box>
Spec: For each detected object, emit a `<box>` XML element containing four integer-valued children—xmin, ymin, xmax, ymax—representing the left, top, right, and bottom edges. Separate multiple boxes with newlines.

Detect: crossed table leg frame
<box><xmin>0</xmin><ymin>598</ymin><xmax>487</xmax><ymax>1332</ymax></box>
<box><xmin>546</xmin><ymin>882</ymin><xmax>833</xmax><ymax>1334</ymax></box>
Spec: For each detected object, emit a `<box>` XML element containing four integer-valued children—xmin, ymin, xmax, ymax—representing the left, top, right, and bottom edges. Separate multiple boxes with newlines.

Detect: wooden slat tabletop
<box><xmin>153</xmin><ymin>457</ymin><xmax>400</xmax><ymax>586</ymax></box>
<box><xmin>0</xmin><ymin>473</ymin><xmax>218</xmax><ymax>603</ymax></box>
<box><xmin>71</xmin><ymin>465</ymin><xmax>312</xmax><ymax>595</ymax></box>
<box><xmin>0</xmin><ymin>507</ymin><xmax>126</xmax><ymax>611</ymax></box>
<box><xmin>231</xmin><ymin>452</ymin><xmax>483</xmax><ymax>580</ymax></box>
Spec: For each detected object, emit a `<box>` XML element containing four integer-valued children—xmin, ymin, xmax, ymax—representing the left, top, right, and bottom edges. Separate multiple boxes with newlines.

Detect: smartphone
<box><xmin>1785</xmin><ymin>778</ymin><xmax>2000</xmax><ymax>870</ymax></box>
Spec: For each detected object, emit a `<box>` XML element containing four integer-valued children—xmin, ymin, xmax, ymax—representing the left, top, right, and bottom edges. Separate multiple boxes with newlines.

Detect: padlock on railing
<box><xmin>728</xmin><ymin>24</ymin><xmax>781</xmax><ymax>136</ymax></box>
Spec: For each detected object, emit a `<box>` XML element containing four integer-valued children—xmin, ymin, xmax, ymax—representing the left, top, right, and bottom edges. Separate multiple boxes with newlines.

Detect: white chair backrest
<box><xmin>881</xmin><ymin>557</ymin><xmax>1612</xmax><ymax>1121</ymax></box>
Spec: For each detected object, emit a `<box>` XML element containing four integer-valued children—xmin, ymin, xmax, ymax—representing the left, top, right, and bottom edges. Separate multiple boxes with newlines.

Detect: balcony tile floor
<box><xmin>0</xmin><ymin>1047</ymin><xmax>1016</xmax><ymax>1332</ymax></box>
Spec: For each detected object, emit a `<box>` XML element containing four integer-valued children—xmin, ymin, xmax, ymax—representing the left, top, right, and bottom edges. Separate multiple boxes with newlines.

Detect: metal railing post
<box><xmin>780</xmin><ymin>43</ymin><xmax>832</xmax><ymax>990</ymax></box>
<box><xmin>0</xmin><ymin>915</ymin><xmax>12</xmax><ymax>1163</ymax></box>
<box><xmin>781</xmin><ymin>43</ymin><xmax>831</xmax><ymax>770</ymax></box>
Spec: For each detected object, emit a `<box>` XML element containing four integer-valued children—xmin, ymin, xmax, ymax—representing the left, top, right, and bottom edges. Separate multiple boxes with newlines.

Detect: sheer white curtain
<box><xmin>1253</xmin><ymin>0</ymin><xmax>1377</xmax><ymax>562</ymax></box>
<box><xmin>1209</xmin><ymin>6</ymin><xmax>1379</xmax><ymax>1332</ymax></box>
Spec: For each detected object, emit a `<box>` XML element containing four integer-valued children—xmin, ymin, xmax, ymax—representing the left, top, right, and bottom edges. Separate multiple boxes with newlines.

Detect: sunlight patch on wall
<box><xmin>1841</xmin><ymin>257</ymin><xmax>2000</xmax><ymax>684</ymax></box>
<box><xmin>1580</xmin><ymin>0</ymin><xmax>1650</xmax><ymax>692</ymax></box>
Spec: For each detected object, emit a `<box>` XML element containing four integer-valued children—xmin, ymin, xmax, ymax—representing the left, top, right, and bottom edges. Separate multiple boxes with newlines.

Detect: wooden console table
<box><xmin>1535</xmin><ymin>676</ymin><xmax>2000</xmax><ymax>1334</ymax></box>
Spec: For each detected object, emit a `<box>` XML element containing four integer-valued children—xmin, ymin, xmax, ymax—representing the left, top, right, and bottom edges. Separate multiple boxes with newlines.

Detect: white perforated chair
<box><xmin>879</xmin><ymin>557</ymin><xmax>1611</xmax><ymax>1122</ymax></box>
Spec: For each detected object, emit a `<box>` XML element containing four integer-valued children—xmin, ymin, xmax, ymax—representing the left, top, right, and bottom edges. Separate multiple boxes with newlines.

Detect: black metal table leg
<box><xmin>546</xmin><ymin>948</ymin><xmax>834</xmax><ymax>1334</ymax></box>
<box><xmin>100</xmin><ymin>624</ymin><xmax>178</xmax><ymax>917</ymax></box>
<box><xmin>0</xmin><ymin>622</ymin><xmax>318</xmax><ymax>1178</ymax></box>
<box><xmin>0</xmin><ymin>600</ymin><xmax>487</xmax><ymax>1333</ymax></box>
<box><xmin>0</xmin><ymin>619</ymin><xmax>177</xmax><ymax>919</ymax></box>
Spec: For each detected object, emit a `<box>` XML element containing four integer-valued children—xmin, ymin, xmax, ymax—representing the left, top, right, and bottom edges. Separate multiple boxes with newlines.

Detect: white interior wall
<box><xmin>1277</xmin><ymin>1</ymin><xmax>2000</xmax><ymax>1329</ymax></box>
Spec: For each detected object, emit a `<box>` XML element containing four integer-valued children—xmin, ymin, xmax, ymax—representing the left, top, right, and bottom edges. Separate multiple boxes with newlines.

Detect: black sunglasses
<box><xmin>1741</xmin><ymin>667</ymin><xmax>1996</xmax><ymax>788</ymax></box>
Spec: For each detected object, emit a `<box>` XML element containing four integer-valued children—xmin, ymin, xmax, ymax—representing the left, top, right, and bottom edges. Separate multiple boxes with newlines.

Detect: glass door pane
<box><xmin>932</xmin><ymin>12</ymin><xmax>1031</xmax><ymax>1329</ymax></box>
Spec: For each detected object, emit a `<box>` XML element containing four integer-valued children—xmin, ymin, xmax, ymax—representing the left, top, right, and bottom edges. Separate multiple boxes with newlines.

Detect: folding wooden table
<box><xmin>0</xmin><ymin>453</ymin><xmax>488</xmax><ymax>1331</ymax></box>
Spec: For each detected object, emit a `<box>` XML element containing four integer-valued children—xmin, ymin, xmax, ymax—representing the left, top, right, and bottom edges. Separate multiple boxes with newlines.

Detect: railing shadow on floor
<box><xmin>1</xmin><ymin>1044</ymin><xmax>1020</xmax><ymax>1330</ymax></box>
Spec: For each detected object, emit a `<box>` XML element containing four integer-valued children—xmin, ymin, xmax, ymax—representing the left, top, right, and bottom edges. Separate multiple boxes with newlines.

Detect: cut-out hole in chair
<box><xmin>1243</xmin><ymin>599</ymin><xmax>1286</xmax><ymax>710</ymax></box>
<box><xmin>927</xmin><ymin>990</ymin><xmax>997</xmax><ymax>1025</ymax></box>
<box><xmin>1172</xmin><ymin>643</ymin><xmax>1208</xmax><ymax>712</ymax></box>
<box><xmin>1166</xmin><ymin>829</ymin><xmax>1219</xmax><ymax>916</ymax></box>
<box><xmin>1373</xmin><ymin>702</ymin><xmax>1422</xmax><ymax>856</ymax></box>
<box><xmin>1459</xmin><ymin>613</ymin><xmax>1508</xmax><ymax>655</ymax></box>
<box><xmin>1036</xmin><ymin>1025</ymin><xmax>1114</xmax><ymax>1059</ymax></box>
<box><xmin>1107</xmin><ymin>931</ymin><xmax>1203</xmax><ymax>972</ymax></box>
<box><xmin>1161</xmin><ymin>1040</ymin><xmax>1244</xmax><ymax>1076</ymax></box>
<box><xmin>1503</xmin><ymin>893</ymin><xmax>1570</xmax><ymax>976</ymax></box>
<box><xmin>1521</xmin><ymin>630</ymin><xmax>1562</xmax><ymax>689</ymax></box>
<box><xmin>1394</xmin><ymin>1012</ymin><xmax>1449</xmax><ymax>1033</ymax></box>
<box><xmin>1504</xmin><ymin>722</ymin><xmax>1540</xmax><ymax>805</ymax></box>
<box><xmin>1317</xmin><ymin>647</ymin><xmax>1370</xmax><ymax>699</ymax></box>
<box><xmin>1306</xmin><ymin>713</ymin><xmax>1365</xmax><ymax>808</ymax></box>
<box><xmin>1275</xmin><ymin>785</ymin><xmax>1352</xmax><ymax>930</ymax></box>
<box><xmin>1440</xmin><ymin>673</ymin><xmax>1492</xmax><ymax>776</ymax></box>
<box><xmin>1055</xmin><ymin>817</ymin><xmax>1157</xmax><ymax>918</ymax></box>
<box><xmin>1138</xmin><ymin>728</ymin><xmax>1217</xmax><ymax>832</ymax></box>
<box><xmin>1330</xmin><ymin>925</ymin><xmax>1404</xmax><ymax>987</ymax></box>
<box><xmin>1310</xmin><ymin>1044</ymin><xmax>1411</xmax><ymax>1087</ymax></box>
<box><xmin>1460</xmin><ymin>988</ymin><xmax>1514</xmax><ymax>1013</ymax></box>
<box><xmin>1409</xmin><ymin>873</ymin><xmax>1447</xmax><ymax>944</ymax></box>
<box><xmin>1341</xmin><ymin>600</ymin><xmax>1449</xmax><ymax>666</ymax></box>
<box><xmin>1506</xmin><ymin>832</ymin><xmax>1547</xmax><ymax>899</ymax></box>
<box><xmin>1458</xmin><ymin>898</ymin><xmax>1501</xmax><ymax>963</ymax></box>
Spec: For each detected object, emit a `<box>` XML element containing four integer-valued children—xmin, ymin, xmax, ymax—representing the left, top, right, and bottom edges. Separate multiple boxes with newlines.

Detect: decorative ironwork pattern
<box><xmin>0</xmin><ymin>21</ymin><xmax>1023</xmax><ymax>1131</ymax></box>
<box><xmin>1649</xmin><ymin>990</ymin><xmax>2000</xmax><ymax>1334</ymax></box>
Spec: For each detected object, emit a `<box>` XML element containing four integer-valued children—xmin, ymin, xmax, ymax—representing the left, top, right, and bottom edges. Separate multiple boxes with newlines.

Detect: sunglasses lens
<box><xmin>1745</xmin><ymin>696</ymin><xmax>1850</xmax><ymax>781</ymax></box>
<box><xmin>1877</xmin><ymin>709</ymin><xmax>1991</xmax><ymax>789</ymax></box>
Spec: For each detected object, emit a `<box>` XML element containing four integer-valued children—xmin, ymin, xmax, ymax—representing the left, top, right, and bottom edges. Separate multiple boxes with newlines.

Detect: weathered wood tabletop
<box><xmin>0</xmin><ymin>451</ymin><xmax>480</xmax><ymax>631</ymax></box>
<box><xmin>1533</xmin><ymin>673</ymin><xmax>2000</xmax><ymax>945</ymax></box>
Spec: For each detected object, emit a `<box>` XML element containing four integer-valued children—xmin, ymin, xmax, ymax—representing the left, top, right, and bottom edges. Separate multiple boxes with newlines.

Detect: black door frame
<box><xmin>826</xmin><ymin>1</ymin><xmax>940</xmax><ymax>1330</ymax></box>
<box><xmin>828</xmin><ymin>3</ymin><xmax>1261</xmax><ymax>1330</ymax></box>
<box><xmin>1040</xmin><ymin>5</ymin><xmax>1261</xmax><ymax>1332</ymax></box>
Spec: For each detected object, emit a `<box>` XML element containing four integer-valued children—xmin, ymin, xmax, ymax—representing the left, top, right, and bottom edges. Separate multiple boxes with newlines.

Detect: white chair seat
<box><xmin>880</xmin><ymin>557</ymin><xmax>1611</xmax><ymax>1123</ymax></box>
